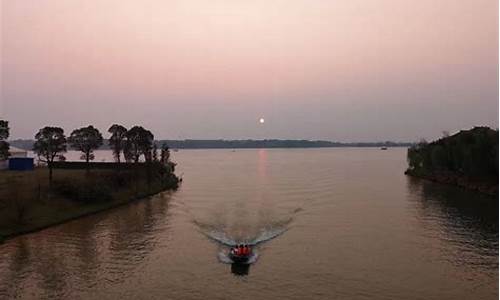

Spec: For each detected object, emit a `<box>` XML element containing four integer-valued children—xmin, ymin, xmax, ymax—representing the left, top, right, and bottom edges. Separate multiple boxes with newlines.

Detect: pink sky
<box><xmin>1</xmin><ymin>0</ymin><xmax>498</xmax><ymax>140</ymax></box>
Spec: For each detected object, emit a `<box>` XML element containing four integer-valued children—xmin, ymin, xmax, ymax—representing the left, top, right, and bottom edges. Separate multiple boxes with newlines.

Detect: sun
<box><xmin>259</xmin><ymin>118</ymin><xmax>265</xmax><ymax>124</ymax></box>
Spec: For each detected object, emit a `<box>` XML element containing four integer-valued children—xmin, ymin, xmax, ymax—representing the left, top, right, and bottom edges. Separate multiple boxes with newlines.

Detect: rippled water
<box><xmin>0</xmin><ymin>148</ymin><xmax>498</xmax><ymax>299</ymax></box>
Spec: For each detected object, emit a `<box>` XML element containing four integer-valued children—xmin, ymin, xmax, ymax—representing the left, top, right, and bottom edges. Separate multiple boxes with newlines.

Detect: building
<box><xmin>9</xmin><ymin>157</ymin><xmax>35</xmax><ymax>171</ymax></box>
<box><xmin>0</xmin><ymin>146</ymin><xmax>30</xmax><ymax>170</ymax></box>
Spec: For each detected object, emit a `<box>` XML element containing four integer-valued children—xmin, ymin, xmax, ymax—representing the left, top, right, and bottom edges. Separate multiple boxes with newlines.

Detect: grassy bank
<box><xmin>0</xmin><ymin>164</ymin><xmax>179</xmax><ymax>241</ymax></box>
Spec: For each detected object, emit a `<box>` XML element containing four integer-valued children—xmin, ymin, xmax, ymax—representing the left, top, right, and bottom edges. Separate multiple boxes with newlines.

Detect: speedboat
<box><xmin>229</xmin><ymin>247</ymin><xmax>252</xmax><ymax>264</ymax></box>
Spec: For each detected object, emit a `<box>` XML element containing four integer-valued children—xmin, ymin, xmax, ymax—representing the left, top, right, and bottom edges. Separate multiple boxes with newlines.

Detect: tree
<box><xmin>0</xmin><ymin>120</ymin><xmax>10</xmax><ymax>160</ymax></box>
<box><xmin>108</xmin><ymin>124</ymin><xmax>127</xmax><ymax>163</ymax></box>
<box><xmin>125</xmin><ymin>126</ymin><xmax>154</xmax><ymax>163</ymax></box>
<box><xmin>33</xmin><ymin>126</ymin><xmax>67</xmax><ymax>182</ymax></box>
<box><xmin>152</xmin><ymin>143</ymin><xmax>159</xmax><ymax>162</ymax></box>
<box><xmin>160</xmin><ymin>143</ymin><xmax>170</xmax><ymax>164</ymax></box>
<box><xmin>406</xmin><ymin>127</ymin><xmax>499</xmax><ymax>179</ymax></box>
<box><xmin>123</xmin><ymin>142</ymin><xmax>134</xmax><ymax>163</ymax></box>
<box><xmin>430</xmin><ymin>145</ymin><xmax>447</xmax><ymax>169</ymax></box>
<box><xmin>68</xmin><ymin>125</ymin><xmax>103</xmax><ymax>169</ymax></box>
<box><xmin>160</xmin><ymin>143</ymin><xmax>176</xmax><ymax>173</ymax></box>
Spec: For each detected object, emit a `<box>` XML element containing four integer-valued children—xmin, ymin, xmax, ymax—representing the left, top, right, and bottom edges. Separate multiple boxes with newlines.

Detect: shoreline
<box><xmin>404</xmin><ymin>170</ymin><xmax>498</xmax><ymax>196</ymax></box>
<box><xmin>0</xmin><ymin>166</ymin><xmax>180</xmax><ymax>244</ymax></box>
<box><xmin>0</xmin><ymin>186</ymin><xmax>178</xmax><ymax>243</ymax></box>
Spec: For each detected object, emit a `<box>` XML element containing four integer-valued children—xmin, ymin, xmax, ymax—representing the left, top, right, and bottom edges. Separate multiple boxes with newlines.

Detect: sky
<box><xmin>1</xmin><ymin>0</ymin><xmax>498</xmax><ymax>141</ymax></box>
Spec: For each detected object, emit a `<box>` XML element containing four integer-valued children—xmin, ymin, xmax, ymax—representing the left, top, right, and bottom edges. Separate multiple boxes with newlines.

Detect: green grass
<box><xmin>0</xmin><ymin>166</ymin><xmax>179</xmax><ymax>240</ymax></box>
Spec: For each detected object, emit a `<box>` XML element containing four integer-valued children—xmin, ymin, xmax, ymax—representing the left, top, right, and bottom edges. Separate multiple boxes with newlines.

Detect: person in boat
<box><xmin>239</xmin><ymin>244</ymin><xmax>248</xmax><ymax>256</ymax></box>
<box><xmin>231</xmin><ymin>244</ymin><xmax>250</xmax><ymax>256</ymax></box>
<box><xmin>233</xmin><ymin>244</ymin><xmax>241</xmax><ymax>256</ymax></box>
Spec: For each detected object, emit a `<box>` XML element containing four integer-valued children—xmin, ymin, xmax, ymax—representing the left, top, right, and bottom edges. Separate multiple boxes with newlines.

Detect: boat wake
<box><xmin>193</xmin><ymin>217</ymin><xmax>292</xmax><ymax>264</ymax></box>
<box><xmin>199</xmin><ymin>225</ymin><xmax>288</xmax><ymax>247</ymax></box>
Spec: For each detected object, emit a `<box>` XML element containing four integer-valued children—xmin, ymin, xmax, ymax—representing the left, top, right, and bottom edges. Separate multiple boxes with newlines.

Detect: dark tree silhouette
<box><xmin>33</xmin><ymin>126</ymin><xmax>67</xmax><ymax>181</ymax></box>
<box><xmin>68</xmin><ymin>125</ymin><xmax>104</xmax><ymax>169</ymax></box>
<box><xmin>160</xmin><ymin>143</ymin><xmax>176</xmax><ymax>173</ymax></box>
<box><xmin>0</xmin><ymin>120</ymin><xmax>10</xmax><ymax>160</ymax></box>
<box><xmin>160</xmin><ymin>143</ymin><xmax>170</xmax><ymax>164</ymax></box>
<box><xmin>407</xmin><ymin>127</ymin><xmax>498</xmax><ymax>178</ymax></box>
<box><xmin>108</xmin><ymin>124</ymin><xmax>127</xmax><ymax>163</ymax></box>
<box><xmin>152</xmin><ymin>143</ymin><xmax>158</xmax><ymax>162</ymax></box>
<box><xmin>125</xmin><ymin>126</ymin><xmax>154</xmax><ymax>163</ymax></box>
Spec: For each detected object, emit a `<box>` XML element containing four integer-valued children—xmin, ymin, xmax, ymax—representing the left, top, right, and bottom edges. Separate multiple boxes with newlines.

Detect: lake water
<box><xmin>0</xmin><ymin>148</ymin><xmax>498</xmax><ymax>299</ymax></box>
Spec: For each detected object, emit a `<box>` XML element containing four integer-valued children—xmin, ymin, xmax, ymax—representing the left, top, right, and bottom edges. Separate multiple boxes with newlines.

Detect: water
<box><xmin>1</xmin><ymin>148</ymin><xmax>497</xmax><ymax>299</ymax></box>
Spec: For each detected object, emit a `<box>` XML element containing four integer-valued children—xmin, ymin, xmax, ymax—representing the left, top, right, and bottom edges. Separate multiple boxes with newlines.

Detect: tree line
<box><xmin>0</xmin><ymin>120</ymin><xmax>9</xmax><ymax>160</ymax></box>
<box><xmin>9</xmin><ymin>138</ymin><xmax>415</xmax><ymax>150</ymax></box>
<box><xmin>406</xmin><ymin>126</ymin><xmax>498</xmax><ymax>178</ymax></box>
<box><xmin>0</xmin><ymin>122</ymin><xmax>172</xmax><ymax>181</ymax></box>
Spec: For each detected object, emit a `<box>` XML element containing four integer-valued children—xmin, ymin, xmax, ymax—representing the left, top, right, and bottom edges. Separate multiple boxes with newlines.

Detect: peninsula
<box><xmin>405</xmin><ymin>127</ymin><xmax>498</xmax><ymax>196</ymax></box>
<box><xmin>0</xmin><ymin>122</ymin><xmax>180</xmax><ymax>242</ymax></box>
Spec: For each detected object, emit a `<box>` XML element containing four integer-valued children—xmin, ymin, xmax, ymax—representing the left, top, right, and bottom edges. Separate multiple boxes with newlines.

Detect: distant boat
<box><xmin>380</xmin><ymin>147</ymin><xmax>388</xmax><ymax>150</ymax></box>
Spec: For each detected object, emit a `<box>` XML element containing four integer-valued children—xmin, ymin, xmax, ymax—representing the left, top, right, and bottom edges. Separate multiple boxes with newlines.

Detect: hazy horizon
<box><xmin>2</xmin><ymin>0</ymin><xmax>498</xmax><ymax>141</ymax></box>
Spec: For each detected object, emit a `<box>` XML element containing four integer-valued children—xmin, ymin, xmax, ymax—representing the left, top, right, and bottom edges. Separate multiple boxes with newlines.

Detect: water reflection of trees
<box><xmin>0</xmin><ymin>192</ymin><xmax>173</xmax><ymax>298</ymax></box>
<box><xmin>407</xmin><ymin>177</ymin><xmax>498</xmax><ymax>266</ymax></box>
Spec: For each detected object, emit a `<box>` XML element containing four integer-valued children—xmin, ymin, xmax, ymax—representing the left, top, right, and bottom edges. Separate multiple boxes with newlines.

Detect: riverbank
<box><xmin>0</xmin><ymin>165</ymin><xmax>180</xmax><ymax>242</ymax></box>
<box><xmin>405</xmin><ymin>169</ymin><xmax>498</xmax><ymax>196</ymax></box>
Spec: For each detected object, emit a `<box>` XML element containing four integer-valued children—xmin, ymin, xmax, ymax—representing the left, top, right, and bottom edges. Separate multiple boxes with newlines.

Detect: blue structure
<box><xmin>9</xmin><ymin>157</ymin><xmax>34</xmax><ymax>171</ymax></box>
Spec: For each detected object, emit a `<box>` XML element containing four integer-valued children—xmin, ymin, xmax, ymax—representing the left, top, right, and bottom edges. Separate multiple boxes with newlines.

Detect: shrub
<box><xmin>52</xmin><ymin>179</ymin><xmax>113</xmax><ymax>203</ymax></box>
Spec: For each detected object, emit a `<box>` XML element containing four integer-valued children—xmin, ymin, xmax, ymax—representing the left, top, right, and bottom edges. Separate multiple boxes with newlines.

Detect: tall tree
<box><xmin>33</xmin><ymin>126</ymin><xmax>67</xmax><ymax>181</ymax></box>
<box><xmin>123</xmin><ymin>142</ymin><xmax>134</xmax><ymax>163</ymax></box>
<box><xmin>160</xmin><ymin>143</ymin><xmax>176</xmax><ymax>173</ymax></box>
<box><xmin>108</xmin><ymin>124</ymin><xmax>127</xmax><ymax>163</ymax></box>
<box><xmin>152</xmin><ymin>143</ymin><xmax>159</xmax><ymax>162</ymax></box>
<box><xmin>0</xmin><ymin>120</ymin><xmax>10</xmax><ymax>160</ymax></box>
<box><xmin>160</xmin><ymin>143</ymin><xmax>170</xmax><ymax>164</ymax></box>
<box><xmin>125</xmin><ymin>126</ymin><xmax>154</xmax><ymax>163</ymax></box>
<box><xmin>68</xmin><ymin>125</ymin><xmax>103</xmax><ymax>168</ymax></box>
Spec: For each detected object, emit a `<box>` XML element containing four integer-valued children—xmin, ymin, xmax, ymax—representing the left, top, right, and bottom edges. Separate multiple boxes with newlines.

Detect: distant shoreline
<box><xmin>9</xmin><ymin>139</ymin><xmax>414</xmax><ymax>150</ymax></box>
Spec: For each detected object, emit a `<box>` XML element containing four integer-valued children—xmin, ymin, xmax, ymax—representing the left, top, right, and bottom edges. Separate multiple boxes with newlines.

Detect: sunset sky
<box><xmin>1</xmin><ymin>0</ymin><xmax>498</xmax><ymax>141</ymax></box>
